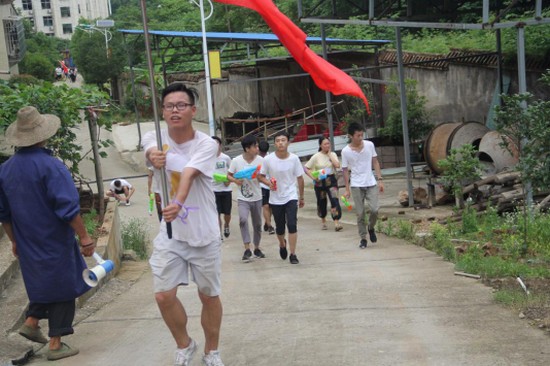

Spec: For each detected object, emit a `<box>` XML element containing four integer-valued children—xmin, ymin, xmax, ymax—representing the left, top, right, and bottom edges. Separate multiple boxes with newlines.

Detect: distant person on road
<box><xmin>211</xmin><ymin>136</ymin><xmax>232</xmax><ymax>240</ymax></box>
<box><xmin>106</xmin><ymin>178</ymin><xmax>135</xmax><ymax>206</ymax></box>
<box><xmin>304</xmin><ymin>137</ymin><xmax>343</xmax><ymax>232</ymax></box>
<box><xmin>0</xmin><ymin>106</ymin><xmax>95</xmax><ymax>361</ymax></box>
<box><xmin>341</xmin><ymin>122</ymin><xmax>384</xmax><ymax>249</ymax></box>
<box><xmin>258</xmin><ymin>140</ymin><xmax>275</xmax><ymax>235</ymax></box>
<box><xmin>259</xmin><ymin>131</ymin><xmax>305</xmax><ymax>264</ymax></box>
<box><xmin>228</xmin><ymin>135</ymin><xmax>265</xmax><ymax>261</ymax></box>
<box><xmin>55</xmin><ymin>66</ymin><xmax>63</xmax><ymax>81</ymax></box>
<box><xmin>142</xmin><ymin>83</ymin><xmax>225</xmax><ymax>366</ymax></box>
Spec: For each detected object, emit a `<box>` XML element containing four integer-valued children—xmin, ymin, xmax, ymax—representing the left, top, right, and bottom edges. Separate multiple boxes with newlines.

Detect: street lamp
<box><xmin>190</xmin><ymin>0</ymin><xmax>216</xmax><ymax>136</ymax></box>
<box><xmin>76</xmin><ymin>20</ymin><xmax>114</xmax><ymax>58</ymax></box>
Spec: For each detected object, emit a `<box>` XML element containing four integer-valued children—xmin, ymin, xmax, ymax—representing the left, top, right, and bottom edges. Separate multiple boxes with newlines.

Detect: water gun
<box><xmin>148</xmin><ymin>193</ymin><xmax>155</xmax><ymax>215</ymax></box>
<box><xmin>341</xmin><ymin>196</ymin><xmax>353</xmax><ymax>211</ymax></box>
<box><xmin>234</xmin><ymin>165</ymin><xmax>261</xmax><ymax>180</ymax></box>
<box><xmin>213</xmin><ymin>173</ymin><xmax>229</xmax><ymax>183</ymax></box>
<box><xmin>311</xmin><ymin>167</ymin><xmax>331</xmax><ymax>181</ymax></box>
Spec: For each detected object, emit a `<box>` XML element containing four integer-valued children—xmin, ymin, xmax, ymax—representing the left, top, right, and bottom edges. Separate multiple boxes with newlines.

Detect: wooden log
<box><xmin>493</xmin><ymin>171</ymin><xmax>521</xmax><ymax>185</ymax></box>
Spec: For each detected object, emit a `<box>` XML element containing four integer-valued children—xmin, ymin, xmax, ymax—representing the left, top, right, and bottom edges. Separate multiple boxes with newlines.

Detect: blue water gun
<box><xmin>234</xmin><ymin>165</ymin><xmax>261</xmax><ymax>180</ymax></box>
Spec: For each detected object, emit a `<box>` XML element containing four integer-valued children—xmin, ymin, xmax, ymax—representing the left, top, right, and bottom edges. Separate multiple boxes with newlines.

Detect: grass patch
<box><xmin>83</xmin><ymin>209</ymin><xmax>99</xmax><ymax>237</ymax></box>
<box><xmin>121</xmin><ymin>218</ymin><xmax>150</xmax><ymax>260</ymax></box>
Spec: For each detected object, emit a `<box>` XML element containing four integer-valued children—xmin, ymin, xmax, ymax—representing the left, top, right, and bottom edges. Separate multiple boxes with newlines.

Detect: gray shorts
<box><xmin>149</xmin><ymin>232</ymin><xmax>222</xmax><ymax>297</ymax></box>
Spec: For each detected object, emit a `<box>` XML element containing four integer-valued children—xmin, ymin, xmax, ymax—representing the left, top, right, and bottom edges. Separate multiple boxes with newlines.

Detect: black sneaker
<box><xmin>253</xmin><ymin>248</ymin><xmax>265</xmax><ymax>258</ymax></box>
<box><xmin>263</xmin><ymin>224</ymin><xmax>269</xmax><ymax>232</ymax></box>
<box><xmin>268</xmin><ymin>226</ymin><xmax>275</xmax><ymax>235</ymax></box>
<box><xmin>368</xmin><ymin>229</ymin><xmax>377</xmax><ymax>243</ymax></box>
<box><xmin>359</xmin><ymin>239</ymin><xmax>367</xmax><ymax>249</ymax></box>
<box><xmin>289</xmin><ymin>254</ymin><xmax>299</xmax><ymax>264</ymax></box>
<box><xmin>224</xmin><ymin>226</ymin><xmax>230</xmax><ymax>238</ymax></box>
<box><xmin>242</xmin><ymin>249</ymin><xmax>252</xmax><ymax>261</ymax></box>
<box><xmin>279</xmin><ymin>246</ymin><xmax>288</xmax><ymax>260</ymax></box>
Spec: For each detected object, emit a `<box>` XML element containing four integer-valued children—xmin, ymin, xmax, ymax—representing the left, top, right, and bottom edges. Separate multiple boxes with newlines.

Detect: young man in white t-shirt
<box><xmin>341</xmin><ymin>122</ymin><xmax>385</xmax><ymax>249</ymax></box>
<box><xmin>106</xmin><ymin>178</ymin><xmax>135</xmax><ymax>206</ymax></box>
<box><xmin>211</xmin><ymin>136</ymin><xmax>233</xmax><ymax>240</ymax></box>
<box><xmin>259</xmin><ymin>131</ymin><xmax>305</xmax><ymax>264</ymax></box>
<box><xmin>142</xmin><ymin>83</ymin><xmax>224</xmax><ymax>366</ymax></box>
<box><xmin>228</xmin><ymin>135</ymin><xmax>265</xmax><ymax>261</ymax></box>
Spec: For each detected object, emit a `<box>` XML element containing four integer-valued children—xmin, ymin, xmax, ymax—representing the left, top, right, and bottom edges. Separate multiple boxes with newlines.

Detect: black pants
<box><xmin>270</xmin><ymin>200</ymin><xmax>298</xmax><ymax>235</ymax></box>
<box><xmin>26</xmin><ymin>300</ymin><xmax>76</xmax><ymax>338</ymax></box>
<box><xmin>314</xmin><ymin>174</ymin><xmax>342</xmax><ymax>220</ymax></box>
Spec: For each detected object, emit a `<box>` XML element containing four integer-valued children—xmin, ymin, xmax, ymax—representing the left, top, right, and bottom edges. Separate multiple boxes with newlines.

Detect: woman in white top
<box><xmin>304</xmin><ymin>137</ymin><xmax>343</xmax><ymax>231</ymax></box>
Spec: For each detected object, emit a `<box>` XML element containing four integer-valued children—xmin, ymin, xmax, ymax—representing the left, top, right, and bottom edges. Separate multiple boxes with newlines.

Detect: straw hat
<box><xmin>5</xmin><ymin>106</ymin><xmax>61</xmax><ymax>147</ymax></box>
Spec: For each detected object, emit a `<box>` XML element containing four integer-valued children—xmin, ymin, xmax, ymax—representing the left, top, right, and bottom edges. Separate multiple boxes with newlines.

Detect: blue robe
<box><xmin>0</xmin><ymin>147</ymin><xmax>89</xmax><ymax>303</ymax></box>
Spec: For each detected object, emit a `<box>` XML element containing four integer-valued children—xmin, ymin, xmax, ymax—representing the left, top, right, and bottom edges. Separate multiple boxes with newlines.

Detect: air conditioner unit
<box><xmin>49</xmin><ymin>26</ymin><xmax>54</xmax><ymax>31</ymax></box>
<box><xmin>28</xmin><ymin>10</ymin><xmax>33</xmax><ymax>15</ymax></box>
<box><xmin>47</xmin><ymin>9</ymin><xmax>52</xmax><ymax>14</ymax></box>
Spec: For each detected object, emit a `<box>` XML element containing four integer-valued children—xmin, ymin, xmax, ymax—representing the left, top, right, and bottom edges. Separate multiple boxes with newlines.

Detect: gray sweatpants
<box><xmin>350</xmin><ymin>186</ymin><xmax>379</xmax><ymax>240</ymax></box>
<box><xmin>238</xmin><ymin>199</ymin><xmax>263</xmax><ymax>246</ymax></box>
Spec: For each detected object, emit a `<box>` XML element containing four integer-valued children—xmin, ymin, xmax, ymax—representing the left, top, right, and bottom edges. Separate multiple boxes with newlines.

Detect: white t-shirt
<box><xmin>109</xmin><ymin>178</ymin><xmax>132</xmax><ymax>191</ymax></box>
<box><xmin>341</xmin><ymin>140</ymin><xmax>378</xmax><ymax>188</ymax></box>
<box><xmin>228</xmin><ymin>155</ymin><xmax>263</xmax><ymax>202</ymax></box>
<box><xmin>260</xmin><ymin>153</ymin><xmax>303</xmax><ymax>205</ymax></box>
<box><xmin>142</xmin><ymin>129</ymin><xmax>219</xmax><ymax>247</ymax></box>
<box><xmin>259</xmin><ymin>153</ymin><xmax>270</xmax><ymax>190</ymax></box>
<box><xmin>212</xmin><ymin>153</ymin><xmax>232</xmax><ymax>193</ymax></box>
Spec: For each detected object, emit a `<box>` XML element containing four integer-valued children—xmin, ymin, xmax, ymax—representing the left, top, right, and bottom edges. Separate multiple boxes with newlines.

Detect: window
<box><xmin>62</xmin><ymin>24</ymin><xmax>72</xmax><ymax>34</ymax></box>
<box><xmin>60</xmin><ymin>7</ymin><xmax>71</xmax><ymax>17</ymax></box>
<box><xmin>41</xmin><ymin>0</ymin><xmax>51</xmax><ymax>10</ymax></box>
<box><xmin>43</xmin><ymin>16</ymin><xmax>53</xmax><ymax>27</ymax></box>
<box><xmin>22</xmin><ymin>0</ymin><xmax>32</xmax><ymax>11</ymax></box>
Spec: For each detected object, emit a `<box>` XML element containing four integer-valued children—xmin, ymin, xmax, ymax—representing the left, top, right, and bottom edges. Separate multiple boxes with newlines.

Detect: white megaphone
<box><xmin>83</xmin><ymin>252</ymin><xmax>115</xmax><ymax>287</ymax></box>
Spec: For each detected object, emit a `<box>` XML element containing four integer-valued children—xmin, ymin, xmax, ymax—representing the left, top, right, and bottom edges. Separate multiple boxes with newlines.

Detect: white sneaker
<box><xmin>174</xmin><ymin>339</ymin><xmax>197</xmax><ymax>366</ymax></box>
<box><xmin>202</xmin><ymin>350</ymin><xmax>224</xmax><ymax>366</ymax></box>
<box><xmin>125</xmin><ymin>201</ymin><xmax>131</xmax><ymax>206</ymax></box>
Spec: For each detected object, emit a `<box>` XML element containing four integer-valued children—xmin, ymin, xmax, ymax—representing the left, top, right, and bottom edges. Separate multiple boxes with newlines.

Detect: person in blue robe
<box><xmin>0</xmin><ymin>106</ymin><xmax>96</xmax><ymax>361</ymax></box>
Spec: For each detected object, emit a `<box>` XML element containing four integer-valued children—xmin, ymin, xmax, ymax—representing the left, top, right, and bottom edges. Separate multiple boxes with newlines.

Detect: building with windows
<box><xmin>13</xmin><ymin>0</ymin><xmax>110</xmax><ymax>39</ymax></box>
<box><xmin>1</xmin><ymin>1</ymin><xmax>26</xmax><ymax>80</ymax></box>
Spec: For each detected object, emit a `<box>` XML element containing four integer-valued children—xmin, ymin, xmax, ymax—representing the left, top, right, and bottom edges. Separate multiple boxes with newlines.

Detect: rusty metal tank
<box><xmin>477</xmin><ymin>131</ymin><xmax>519</xmax><ymax>175</ymax></box>
<box><xmin>424</xmin><ymin>121</ymin><xmax>489</xmax><ymax>174</ymax></box>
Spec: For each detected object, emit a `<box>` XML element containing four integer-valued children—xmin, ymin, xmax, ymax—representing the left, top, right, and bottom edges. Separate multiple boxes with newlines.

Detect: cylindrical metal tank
<box><xmin>424</xmin><ymin>121</ymin><xmax>489</xmax><ymax>174</ymax></box>
<box><xmin>477</xmin><ymin>131</ymin><xmax>519</xmax><ymax>174</ymax></box>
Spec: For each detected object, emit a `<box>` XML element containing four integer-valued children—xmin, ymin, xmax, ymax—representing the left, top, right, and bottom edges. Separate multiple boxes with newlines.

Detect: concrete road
<box><xmin>21</xmin><ymin>120</ymin><xmax>550</xmax><ymax>365</ymax></box>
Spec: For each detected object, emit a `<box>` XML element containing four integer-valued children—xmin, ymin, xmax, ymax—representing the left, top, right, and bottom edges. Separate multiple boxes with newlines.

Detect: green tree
<box><xmin>438</xmin><ymin>144</ymin><xmax>482</xmax><ymax>209</ymax></box>
<box><xmin>494</xmin><ymin>70</ymin><xmax>550</xmax><ymax>198</ymax></box>
<box><xmin>0</xmin><ymin>80</ymin><xmax>111</xmax><ymax>176</ymax></box>
<box><xmin>70</xmin><ymin>28</ymin><xmax>127</xmax><ymax>88</ymax></box>
<box><xmin>19</xmin><ymin>52</ymin><xmax>55</xmax><ymax>82</ymax></box>
<box><xmin>378</xmin><ymin>78</ymin><xmax>432</xmax><ymax>144</ymax></box>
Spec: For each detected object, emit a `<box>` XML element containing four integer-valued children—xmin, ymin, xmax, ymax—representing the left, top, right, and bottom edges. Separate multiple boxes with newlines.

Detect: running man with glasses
<box><xmin>142</xmin><ymin>83</ymin><xmax>225</xmax><ymax>366</ymax></box>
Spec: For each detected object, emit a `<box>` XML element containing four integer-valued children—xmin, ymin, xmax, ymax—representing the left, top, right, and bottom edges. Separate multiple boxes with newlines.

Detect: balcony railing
<box><xmin>3</xmin><ymin>16</ymin><xmax>26</xmax><ymax>65</ymax></box>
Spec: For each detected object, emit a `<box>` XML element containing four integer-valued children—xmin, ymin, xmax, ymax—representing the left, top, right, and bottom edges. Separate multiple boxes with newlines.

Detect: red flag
<box><xmin>214</xmin><ymin>0</ymin><xmax>370</xmax><ymax>112</ymax></box>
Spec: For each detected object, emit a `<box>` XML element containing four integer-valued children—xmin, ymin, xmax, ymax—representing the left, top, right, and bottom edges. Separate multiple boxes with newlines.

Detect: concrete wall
<box><xmin>380</xmin><ymin>64</ymin><xmax>547</xmax><ymax>126</ymax></box>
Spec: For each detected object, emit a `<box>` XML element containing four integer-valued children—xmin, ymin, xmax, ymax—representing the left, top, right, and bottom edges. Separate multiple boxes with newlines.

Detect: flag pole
<box><xmin>139</xmin><ymin>0</ymin><xmax>172</xmax><ymax>238</ymax></box>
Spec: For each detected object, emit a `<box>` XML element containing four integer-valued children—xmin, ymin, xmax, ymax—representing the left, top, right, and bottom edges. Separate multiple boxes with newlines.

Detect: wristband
<box><xmin>81</xmin><ymin>242</ymin><xmax>95</xmax><ymax>248</ymax></box>
<box><xmin>172</xmin><ymin>199</ymin><xmax>184</xmax><ymax>208</ymax></box>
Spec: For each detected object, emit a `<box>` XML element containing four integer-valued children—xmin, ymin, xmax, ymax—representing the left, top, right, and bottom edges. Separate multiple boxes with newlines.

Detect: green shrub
<box><xmin>396</xmin><ymin>220</ymin><xmax>416</xmax><ymax>241</ymax></box>
<box><xmin>121</xmin><ymin>218</ymin><xmax>150</xmax><ymax>260</ymax></box>
<box><xmin>82</xmin><ymin>209</ymin><xmax>99</xmax><ymax>237</ymax></box>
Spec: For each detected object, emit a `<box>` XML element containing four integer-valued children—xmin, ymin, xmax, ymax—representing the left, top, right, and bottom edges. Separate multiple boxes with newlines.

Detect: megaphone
<box><xmin>83</xmin><ymin>252</ymin><xmax>115</xmax><ymax>287</ymax></box>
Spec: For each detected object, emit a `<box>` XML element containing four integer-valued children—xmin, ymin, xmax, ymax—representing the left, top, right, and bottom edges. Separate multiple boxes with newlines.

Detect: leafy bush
<box><xmin>18</xmin><ymin>52</ymin><xmax>55</xmax><ymax>82</ymax></box>
<box><xmin>121</xmin><ymin>218</ymin><xmax>150</xmax><ymax>260</ymax></box>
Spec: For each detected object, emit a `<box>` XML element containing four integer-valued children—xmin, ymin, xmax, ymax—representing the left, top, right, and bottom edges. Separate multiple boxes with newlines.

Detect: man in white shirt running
<box><xmin>341</xmin><ymin>122</ymin><xmax>385</xmax><ymax>249</ymax></box>
<box><xmin>142</xmin><ymin>83</ymin><xmax>224</xmax><ymax>366</ymax></box>
<box><xmin>228</xmin><ymin>135</ymin><xmax>265</xmax><ymax>261</ymax></box>
<box><xmin>211</xmin><ymin>136</ymin><xmax>233</xmax><ymax>240</ymax></box>
<box><xmin>259</xmin><ymin>131</ymin><xmax>305</xmax><ymax>264</ymax></box>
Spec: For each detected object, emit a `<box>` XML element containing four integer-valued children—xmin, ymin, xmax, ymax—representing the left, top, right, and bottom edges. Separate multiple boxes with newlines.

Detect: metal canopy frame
<box><xmin>121</xmin><ymin>28</ymin><xmax>390</xmax><ymax>150</ymax></box>
<box><xmin>298</xmin><ymin>0</ymin><xmax>549</xmax><ymax>207</ymax></box>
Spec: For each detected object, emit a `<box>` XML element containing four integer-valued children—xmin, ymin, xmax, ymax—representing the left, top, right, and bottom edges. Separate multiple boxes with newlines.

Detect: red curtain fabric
<box><xmin>214</xmin><ymin>0</ymin><xmax>370</xmax><ymax>112</ymax></box>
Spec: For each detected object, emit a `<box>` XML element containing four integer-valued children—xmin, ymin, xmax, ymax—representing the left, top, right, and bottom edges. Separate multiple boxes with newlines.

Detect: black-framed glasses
<box><xmin>163</xmin><ymin>103</ymin><xmax>194</xmax><ymax>111</ymax></box>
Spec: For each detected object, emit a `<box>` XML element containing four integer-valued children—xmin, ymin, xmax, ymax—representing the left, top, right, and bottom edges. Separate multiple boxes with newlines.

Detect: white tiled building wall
<box><xmin>13</xmin><ymin>0</ymin><xmax>110</xmax><ymax>39</ymax></box>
